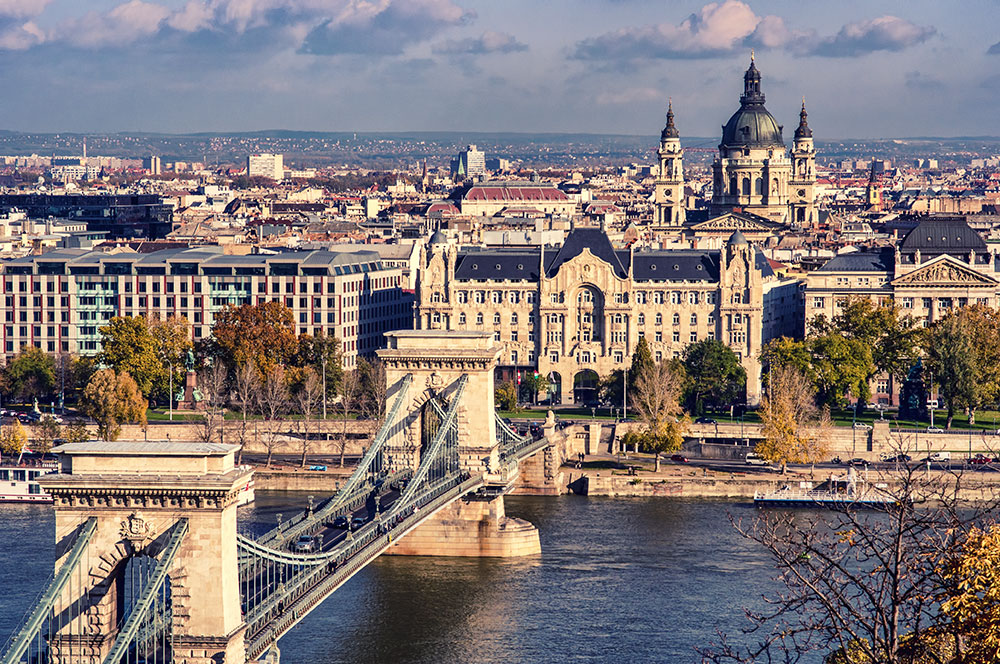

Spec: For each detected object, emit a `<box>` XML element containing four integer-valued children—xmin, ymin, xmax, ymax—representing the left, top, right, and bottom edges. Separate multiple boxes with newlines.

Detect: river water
<box><xmin>1</xmin><ymin>494</ymin><xmax>792</xmax><ymax>664</ymax></box>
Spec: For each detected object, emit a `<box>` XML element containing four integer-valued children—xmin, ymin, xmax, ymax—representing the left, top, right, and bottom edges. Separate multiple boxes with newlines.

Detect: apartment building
<box><xmin>1</xmin><ymin>246</ymin><xmax>413</xmax><ymax>368</ymax></box>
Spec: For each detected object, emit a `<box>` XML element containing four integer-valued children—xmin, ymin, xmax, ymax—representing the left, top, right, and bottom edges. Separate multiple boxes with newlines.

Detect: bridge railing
<box><xmin>255</xmin><ymin>373</ymin><xmax>414</xmax><ymax>547</ymax></box>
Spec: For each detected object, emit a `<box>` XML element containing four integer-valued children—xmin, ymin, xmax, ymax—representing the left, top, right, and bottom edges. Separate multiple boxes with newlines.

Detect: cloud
<box><xmin>572</xmin><ymin>2</ymin><xmax>933</xmax><ymax>62</ymax></box>
<box><xmin>433</xmin><ymin>30</ymin><xmax>526</xmax><ymax>55</ymax></box>
<box><xmin>904</xmin><ymin>71</ymin><xmax>943</xmax><ymax>91</ymax></box>
<box><xmin>572</xmin><ymin>0</ymin><xmax>761</xmax><ymax>61</ymax></box>
<box><xmin>300</xmin><ymin>0</ymin><xmax>473</xmax><ymax>56</ymax></box>
<box><xmin>0</xmin><ymin>0</ymin><xmax>49</xmax><ymax>49</ymax></box>
<box><xmin>811</xmin><ymin>16</ymin><xmax>935</xmax><ymax>57</ymax></box>
<box><xmin>56</xmin><ymin>1</ymin><xmax>170</xmax><ymax>48</ymax></box>
<box><xmin>988</xmin><ymin>41</ymin><xmax>1000</xmax><ymax>55</ymax></box>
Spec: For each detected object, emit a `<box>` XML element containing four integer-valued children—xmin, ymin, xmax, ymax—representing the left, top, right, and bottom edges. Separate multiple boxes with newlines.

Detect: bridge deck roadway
<box><xmin>244</xmin><ymin>475</ymin><xmax>485</xmax><ymax>660</ymax></box>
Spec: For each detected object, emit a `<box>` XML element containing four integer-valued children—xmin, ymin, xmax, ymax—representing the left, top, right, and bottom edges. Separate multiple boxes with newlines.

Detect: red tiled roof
<box><xmin>464</xmin><ymin>185</ymin><xmax>569</xmax><ymax>202</ymax></box>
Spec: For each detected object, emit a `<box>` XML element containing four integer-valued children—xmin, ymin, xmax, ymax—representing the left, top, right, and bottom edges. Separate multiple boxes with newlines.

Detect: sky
<box><xmin>0</xmin><ymin>0</ymin><xmax>997</xmax><ymax>138</ymax></box>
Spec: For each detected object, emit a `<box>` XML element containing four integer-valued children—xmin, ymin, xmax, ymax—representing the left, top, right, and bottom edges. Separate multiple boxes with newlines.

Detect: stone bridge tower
<box><xmin>39</xmin><ymin>442</ymin><xmax>253</xmax><ymax>664</ymax></box>
<box><xmin>377</xmin><ymin>330</ymin><xmax>540</xmax><ymax>557</ymax></box>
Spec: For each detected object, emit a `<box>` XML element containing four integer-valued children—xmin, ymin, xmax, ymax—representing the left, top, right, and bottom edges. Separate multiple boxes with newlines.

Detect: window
<box><xmin>431</xmin><ymin>292</ymin><xmax>442</xmax><ymax>303</ymax></box>
<box><xmin>812</xmin><ymin>297</ymin><xmax>825</xmax><ymax>309</ymax></box>
<box><xmin>636</xmin><ymin>292</ymin><xmax>647</xmax><ymax>305</ymax></box>
<box><xmin>511</xmin><ymin>313</ymin><xmax>518</xmax><ymax>325</ymax></box>
<box><xmin>476</xmin><ymin>313</ymin><xmax>484</xmax><ymax>325</ymax></box>
<box><xmin>549</xmin><ymin>352</ymin><xmax>559</xmax><ymax>363</ymax></box>
<box><xmin>511</xmin><ymin>350</ymin><xmax>518</xmax><ymax>365</ymax></box>
<box><xmin>459</xmin><ymin>313</ymin><xmax>466</xmax><ymax>325</ymax></box>
<box><xmin>672</xmin><ymin>313</ymin><xmax>680</xmax><ymax>325</ymax></box>
<box><xmin>432</xmin><ymin>312</ymin><xmax>441</xmax><ymax>325</ymax></box>
<box><xmin>655</xmin><ymin>331</ymin><xmax>663</xmax><ymax>342</ymax></box>
<box><xmin>508</xmin><ymin>291</ymin><xmax>520</xmax><ymax>304</ymax></box>
<box><xmin>494</xmin><ymin>331</ymin><xmax>501</xmax><ymax>341</ymax></box>
<box><xmin>457</xmin><ymin>291</ymin><xmax>468</xmax><ymax>304</ymax></box>
<box><xmin>638</xmin><ymin>313</ymin><xmax>645</xmax><ymax>325</ymax></box>
<box><xmin>613</xmin><ymin>351</ymin><xmax>623</xmax><ymax>363</ymax></box>
<box><xmin>492</xmin><ymin>291</ymin><xmax>502</xmax><ymax>304</ymax></box>
<box><xmin>511</xmin><ymin>330</ymin><xmax>518</xmax><ymax>342</ymax></box>
<box><xmin>655</xmin><ymin>313</ymin><xmax>663</xmax><ymax>325</ymax></box>
<box><xmin>707</xmin><ymin>292</ymin><xmax>717</xmax><ymax>305</ymax></box>
<box><xmin>670</xmin><ymin>292</ymin><xmax>680</xmax><ymax>305</ymax></box>
<box><xmin>526</xmin><ymin>292</ymin><xmax>536</xmax><ymax>304</ymax></box>
<box><xmin>493</xmin><ymin>313</ymin><xmax>501</xmax><ymax>325</ymax></box>
<box><xmin>922</xmin><ymin>298</ymin><xmax>932</xmax><ymax>310</ymax></box>
<box><xmin>474</xmin><ymin>291</ymin><xmax>485</xmax><ymax>304</ymax></box>
<box><xmin>690</xmin><ymin>332</ymin><xmax>697</xmax><ymax>342</ymax></box>
<box><xmin>672</xmin><ymin>331</ymin><xmax>680</xmax><ymax>342</ymax></box>
<box><xmin>688</xmin><ymin>292</ymin><xmax>698</xmax><ymax>305</ymax></box>
<box><xmin>653</xmin><ymin>292</ymin><xmax>663</xmax><ymax>305</ymax></box>
<box><xmin>690</xmin><ymin>314</ymin><xmax>697</xmax><ymax>326</ymax></box>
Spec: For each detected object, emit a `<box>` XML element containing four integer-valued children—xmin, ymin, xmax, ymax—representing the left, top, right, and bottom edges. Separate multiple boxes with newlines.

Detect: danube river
<box><xmin>1</xmin><ymin>494</ymin><xmax>799</xmax><ymax>663</ymax></box>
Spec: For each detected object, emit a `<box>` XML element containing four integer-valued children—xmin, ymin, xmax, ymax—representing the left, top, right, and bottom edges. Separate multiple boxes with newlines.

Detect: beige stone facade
<box><xmin>416</xmin><ymin>227</ymin><xmax>801</xmax><ymax>406</ymax></box>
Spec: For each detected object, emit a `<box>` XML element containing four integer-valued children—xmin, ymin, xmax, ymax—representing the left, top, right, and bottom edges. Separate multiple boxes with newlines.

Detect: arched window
<box><xmin>638</xmin><ymin>313</ymin><xmax>645</xmax><ymax>325</ymax></box>
<box><xmin>690</xmin><ymin>314</ymin><xmax>698</xmax><ymax>326</ymax></box>
<box><xmin>754</xmin><ymin>177</ymin><xmax>763</xmax><ymax>196</ymax></box>
<box><xmin>459</xmin><ymin>313</ymin><xmax>466</xmax><ymax>325</ymax></box>
<box><xmin>511</xmin><ymin>313</ymin><xmax>518</xmax><ymax>326</ymax></box>
<box><xmin>771</xmin><ymin>178</ymin><xmax>779</xmax><ymax>195</ymax></box>
<box><xmin>741</xmin><ymin>178</ymin><xmax>751</xmax><ymax>196</ymax></box>
<box><xmin>655</xmin><ymin>313</ymin><xmax>663</xmax><ymax>325</ymax></box>
<box><xmin>493</xmin><ymin>313</ymin><xmax>501</xmax><ymax>325</ymax></box>
<box><xmin>672</xmin><ymin>313</ymin><xmax>680</xmax><ymax>325</ymax></box>
<box><xmin>729</xmin><ymin>176</ymin><xmax>738</xmax><ymax>195</ymax></box>
<box><xmin>688</xmin><ymin>291</ymin><xmax>698</xmax><ymax>305</ymax></box>
<box><xmin>476</xmin><ymin>313</ymin><xmax>484</xmax><ymax>325</ymax></box>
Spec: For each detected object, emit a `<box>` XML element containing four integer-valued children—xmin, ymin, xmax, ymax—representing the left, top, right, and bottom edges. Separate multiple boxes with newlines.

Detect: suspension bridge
<box><xmin>1</xmin><ymin>331</ymin><xmax>552</xmax><ymax>664</ymax></box>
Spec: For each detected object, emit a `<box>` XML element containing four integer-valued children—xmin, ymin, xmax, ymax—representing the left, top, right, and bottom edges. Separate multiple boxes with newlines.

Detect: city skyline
<box><xmin>0</xmin><ymin>1</ymin><xmax>996</xmax><ymax>139</ymax></box>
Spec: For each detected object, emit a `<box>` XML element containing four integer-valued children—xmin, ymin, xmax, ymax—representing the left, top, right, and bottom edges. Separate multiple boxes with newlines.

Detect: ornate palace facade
<box><xmin>416</xmin><ymin>227</ymin><xmax>801</xmax><ymax>406</ymax></box>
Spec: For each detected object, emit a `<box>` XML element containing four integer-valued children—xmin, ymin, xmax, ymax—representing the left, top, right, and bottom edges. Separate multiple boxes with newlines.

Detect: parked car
<box><xmin>926</xmin><ymin>426</ymin><xmax>944</xmax><ymax>433</ymax></box>
<box><xmin>968</xmin><ymin>454</ymin><xmax>993</xmax><ymax>465</ymax></box>
<box><xmin>669</xmin><ymin>454</ymin><xmax>689</xmax><ymax>463</ymax></box>
<box><xmin>884</xmin><ymin>454</ymin><xmax>912</xmax><ymax>463</ymax></box>
<box><xmin>293</xmin><ymin>534</ymin><xmax>320</xmax><ymax>553</ymax></box>
<box><xmin>350</xmin><ymin>516</ymin><xmax>367</xmax><ymax>531</ymax></box>
<box><xmin>694</xmin><ymin>417</ymin><xmax>717</xmax><ymax>424</ymax></box>
<box><xmin>848</xmin><ymin>457</ymin><xmax>870</xmax><ymax>467</ymax></box>
<box><xmin>328</xmin><ymin>515</ymin><xmax>350</xmax><ymax>529</ymax></box>
<box><xmin>745</xmin><ymin>452</ymin><xmax>770</xmax><ymax>466</ymax></box>
<box><xmin>853</xmin><ymin>422</ymin><xmax>873</xmax><ymax>430</ymax></box>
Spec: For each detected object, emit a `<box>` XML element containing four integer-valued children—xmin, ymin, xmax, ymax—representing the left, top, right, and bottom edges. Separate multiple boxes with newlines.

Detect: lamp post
<box><xmin>168</xmin><ymin>360</ymin><xmax>173</xmax><ymax>422</ymax></box>
<box><xmin>622</xmin><ymin>365</ymin><xmax>627</xmax><ymax>421</ymax></box>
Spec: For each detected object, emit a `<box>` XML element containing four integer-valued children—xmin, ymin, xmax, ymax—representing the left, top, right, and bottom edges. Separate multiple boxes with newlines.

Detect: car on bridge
<box><xmin>350</xmin><ymin>516</ymin><xmax>367</xmax><ymax>531</ymax></box>
<box><xmin>293</xmin><ymin>534</ymin><xmax>321</xmax><ymax>553</ymax></box>
<box><xmin>327</xmin><ymin>515</ymin><xmax>350</xmax><ymax>529</ymax></box>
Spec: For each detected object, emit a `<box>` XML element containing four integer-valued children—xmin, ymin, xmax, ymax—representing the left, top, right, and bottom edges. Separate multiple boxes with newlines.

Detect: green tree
<box><xmin>812</xmin><ymin>299</ymin><xmax>924</xmax><ymax>405</ymax></box>
<box><xmin>683</xmin><ymin>339</ymin><xmax>746</xmax><ymax>415</ymax></box>
<box><xmin>99</xmin><ymin>316</ymin><xmax>161</xmax><ymax>396</ymax></box>
<box><xmin>212</xmin><ymin>302</ymin><xmax>298</xmax><ymax>376</ymax></box>
<box><xmin>925</xmin><ymin>315</ymin><xmax>978</xmax><ymax>429</ymax></box>
<box><xmin>4</xmin><ymin>345</ymin><xmax>56</xmax><ymax>402</ymax></box>
<box><xmin>809</xmin><ymin>331</ymin><xmax>873</xmax><ymax>408</ymax></box>
<box><xmin>599</xmin><ymin>370</ymin><xmax>625</xmax><ymax>411</ymax></box>
<box><xmin>495</xmin><ymin>380</ymin><xmax>518</xmax><ymax>412</ymax></box>
<box><xmin>760</xmin><ymin>337</ymin><xmax>814</xmax><ymax>387</ymax></box>
<box><xmin>81</xmin><ymin>369</ymin><xmax>148</xmax><ymax>441</ymax></box>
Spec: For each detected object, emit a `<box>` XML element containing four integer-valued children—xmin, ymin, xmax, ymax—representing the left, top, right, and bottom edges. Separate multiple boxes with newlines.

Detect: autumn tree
<box><xmin>3</xmin><ymin>345</ymin><xmax>56</xmax><ymax>402</ymax></box>
<box><xmin>197</xmin><ymin>363</ymin><xmax>229</xmax><ymax>444</ymax></box>
<box><xmin>495</xmin><ymin>380</ymin><xmax>518</xmax><ymax>412</ymax></box>
<box><xmin>0</xmin><ymin>420</ymin><xmax>28</xmax><ymax>459</ymax></box>
<box><xmin>357</xmin><ymin>357</ymin><xmax>387</xmax><ymax>430</ymax></box>
<box><xmin>683</xmin><ymin>339</ymin><xmax>746</xmax><ymax>414</ymax></box>
<box><xmin>292</xmin><ymin>368</ymin><xmax>323</xmax><ymax>468</ymax></box>
<box><xmin>81</xmin><ymin>369</ymin><xmax>147</xmax><ymax>442</ymax></box>
<box><xmin>231</xmin><ymin>360</ymin><xmax>261</xmax><ymax>459</ymax></box>
<box><xmin>211</xmin><ymin>302</ymin><xmax>298</xmax><ymax>376</ymax></box>
<box><xmin>337</xmin><ymin>369</ymin><xmax>363</xmax><ymax>468</ymax></box>
<box><xmin>759</xmin><ymin>336</ymin><xmax>814</xmax><ymax>388</ymax></box>
<box><xmin>755</xmin><ymin>365</ymin><xmax>830</xmax><ymax>474</ymax></box>
<box><xmin>98</xmin><ymin>316</ymin><xmax>161</xmax><ymax>396</ymax></box>
<box><xmin>630</xmin><ymin>358</ymin><xmax>687</xmax><ymax>471</ymax></box>
<box><xmin>257</xmin><ymin>365</ymin><xmax>289</xmax><ymax>467</ymax></box>
<box><xmin>702</xmin><ymin>461</ymin><xmax>1000</xmax><ymax>664</ymax></box>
